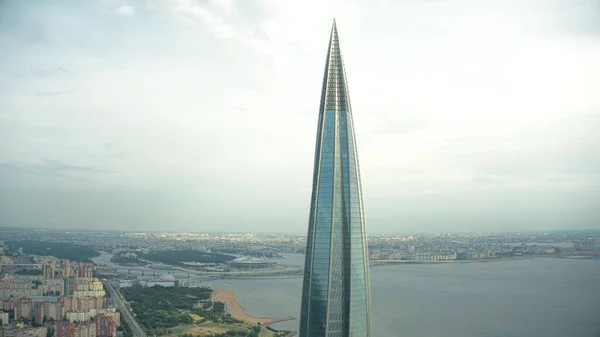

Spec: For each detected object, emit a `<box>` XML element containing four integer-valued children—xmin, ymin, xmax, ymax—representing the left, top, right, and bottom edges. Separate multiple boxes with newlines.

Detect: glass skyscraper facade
<box><xmin>299</xmin><ymin>20</ymin><xmax>371</xmax><ymax>337</ymax></box>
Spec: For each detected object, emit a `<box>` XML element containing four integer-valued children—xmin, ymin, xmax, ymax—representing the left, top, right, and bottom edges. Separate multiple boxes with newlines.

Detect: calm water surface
<box><xmin>208</xmin><ymin>256</ymin><xmax>600</xmax><ymax>337</ymax></box>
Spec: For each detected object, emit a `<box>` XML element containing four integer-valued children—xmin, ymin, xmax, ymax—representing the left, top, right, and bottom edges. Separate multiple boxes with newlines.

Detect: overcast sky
<box><xmin>0</xmin><ymin>0</ymin><xmax>599</xmax><ymax>234</ymax></box>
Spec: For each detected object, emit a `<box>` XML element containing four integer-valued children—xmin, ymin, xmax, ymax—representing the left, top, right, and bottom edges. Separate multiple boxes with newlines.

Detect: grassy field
<box><xmin>189</xmin><ymin>314</ymin><xmax>203</xmax><ymax>322</ymax></box>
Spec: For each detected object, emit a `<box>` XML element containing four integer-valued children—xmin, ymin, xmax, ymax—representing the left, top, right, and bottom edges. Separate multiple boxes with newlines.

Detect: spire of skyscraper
<box><xmin>299</xmin><ymin>20</ymin><xmax>372</xmax><ymax>337</ymax></box>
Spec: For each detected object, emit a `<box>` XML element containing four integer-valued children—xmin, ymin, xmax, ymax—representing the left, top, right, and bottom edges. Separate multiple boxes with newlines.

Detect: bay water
<box><xmin>207</xmin><ymin>256</ymin><xmax>600</xmax><ymax>337</ymax></box>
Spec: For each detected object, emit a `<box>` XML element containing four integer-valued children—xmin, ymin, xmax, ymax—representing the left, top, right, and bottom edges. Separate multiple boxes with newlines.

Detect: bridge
<box><xmin>114</xmin><ymin>265</ymin><xmax>303</xmax><ymax>280</ymax></box>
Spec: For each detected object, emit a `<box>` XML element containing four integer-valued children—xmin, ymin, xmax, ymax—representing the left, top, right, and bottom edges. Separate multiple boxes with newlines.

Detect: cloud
<box><xmin>10</xmin><ymin>67</ymin><xmax>74</xmax><ymax>80</ymax></box>
<box><xmin>0</xmin><ymin>0</ymin><xmax>599</xmax><ymax>232</ymax></box>
<box><xmin>0</xmin><ymin>159</ymin><xmax>110</xmax><ymax>178</ymax></box>
<box><xmin>441</xmin><ymin>113</ymin><xmax>600</xmax><ymax>175</ymax></box>
<box><xmin>369</xmin><ymin>118</ymin><xmax>428</xmax><ymax>136</ymax></box>
<box><xmin>463</xmin><ymin>143</ymin><xmax>600</xmax><ymax>178</ymax></box>
<box><xmin>113</xmin><ymin>4</ymin><xmax>135</xmax><ymax>16</ymax></box>
<box><xmin>35</xmin><ymin>88</ymin><xmax>80</xmax><ymax>96</ymax></box>
<box><xmin>210</xmin><ymin>0</ymin><xmax>235</xmax><ymax>12</ymax></box>
<box><xmin>157</xmin><ymin>0</ymin><xmax>269</xmax><ymax>52</ymax></box>
<box><xmin>162</xmin><ymin>0</ymin><xmax>235</xmax><ymax>35</ymax></box>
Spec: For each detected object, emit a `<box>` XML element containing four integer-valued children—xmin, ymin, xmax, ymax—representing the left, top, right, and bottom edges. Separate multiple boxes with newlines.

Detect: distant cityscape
<box><xmin>0</xmin><ymin>227</ymin><xmax>598</xmax><ymax>337</ymax></box>
<box><xmin>2</xmin><ymin>227</ymin><xmax>599</xmax><ymax>262</ymax></box>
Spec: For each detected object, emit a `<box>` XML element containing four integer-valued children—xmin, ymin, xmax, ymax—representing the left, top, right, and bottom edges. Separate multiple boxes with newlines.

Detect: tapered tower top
<box><xmin>326</xmin><ymin>18</ymin><xmax>341</xmax><ymax>68</ymax></box>
<box><xmin>319</xmin><ymin>18</ymin><xmax>350</xmax><ymax>116</ymax></box>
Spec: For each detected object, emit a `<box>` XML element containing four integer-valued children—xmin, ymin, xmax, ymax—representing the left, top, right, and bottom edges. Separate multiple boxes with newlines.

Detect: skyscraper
<box><xmin>299</xmin><ymin>20</ymin><xmax>371</xmax><ymax>337</ymax></box>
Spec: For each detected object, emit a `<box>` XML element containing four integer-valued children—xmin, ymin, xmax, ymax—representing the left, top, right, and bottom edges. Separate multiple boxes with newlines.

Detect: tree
<box><xmin>6</xmin><ymin>240</ymin><xmax>99</xmax><ymax>262</ymax></box>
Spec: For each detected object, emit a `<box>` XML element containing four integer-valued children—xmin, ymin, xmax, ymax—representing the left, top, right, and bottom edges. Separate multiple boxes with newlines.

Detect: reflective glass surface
<box><xmin>299</xmin><ymin>21</ymin><xmax>371</xmax><ymax>337</ymax></box>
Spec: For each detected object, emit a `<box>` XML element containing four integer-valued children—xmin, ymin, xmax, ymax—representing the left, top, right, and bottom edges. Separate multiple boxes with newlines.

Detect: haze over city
<box><xmin>1</xmin><ymin>0</ymin><xmax>599</xmax><ymax>233</ymax></box>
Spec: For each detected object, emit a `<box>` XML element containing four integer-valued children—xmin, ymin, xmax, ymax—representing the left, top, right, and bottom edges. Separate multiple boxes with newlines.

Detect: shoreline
<box><xmin>370</xmin><ymin>255</ymin><xmax>569</xmax><ymax>266</ymax></box>
<box><xmin>230</xmin><ymin>275</ymin><xmax>302</xmax><ymax>279</ymax></box>
<box><xmin>211</xmin><ymin>288</ymin><xmax>295</xmax><ymax>326</ymax></box>
<box><xmin>459</xmin><ymin>256</ymin><xmax>536</xmax><ymax>263</ymax></box>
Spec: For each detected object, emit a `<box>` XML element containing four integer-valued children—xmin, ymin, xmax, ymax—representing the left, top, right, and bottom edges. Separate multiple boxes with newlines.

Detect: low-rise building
<box><xmin>0</xmin><ymin>276</ymin><xmax>43</xmax><ymax>298</ymax></box>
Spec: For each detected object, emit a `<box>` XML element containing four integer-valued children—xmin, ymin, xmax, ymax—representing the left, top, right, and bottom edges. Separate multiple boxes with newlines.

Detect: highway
<box><xmin>104</xmin><ymin>281</ymin><xmax>147</xmax><ymax>337</ymax></box>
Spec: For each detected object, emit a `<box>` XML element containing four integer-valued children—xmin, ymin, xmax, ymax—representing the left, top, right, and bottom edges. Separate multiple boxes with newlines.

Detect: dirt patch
<box><xmin>187</xmin><ymin>325</ymin><xmax>228</xmax><ymax>336</ymax></box>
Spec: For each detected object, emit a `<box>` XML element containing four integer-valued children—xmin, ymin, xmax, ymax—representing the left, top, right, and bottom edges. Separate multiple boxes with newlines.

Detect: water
<box><xmin>92</xmin><ymin>252</ymin><xmax>114</xmax><ymax>265</ymax></box>
<box><xmin>208</xmin><ymin>256</ymin><xmax>600</xmax><ymax>337</ymax></box>
<box><xmin>274</xmin><ymin>253</ymin><xmax>306</xmax><ymax>267</ymax></box>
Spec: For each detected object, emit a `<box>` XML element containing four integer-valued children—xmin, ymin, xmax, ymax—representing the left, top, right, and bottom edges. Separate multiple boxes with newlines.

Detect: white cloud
<box><xmin>159</xmin><ymin>0</ymin><xmax>265</xmax><ymax>47</ymax></box>
<box><xmin>113</xmin><ymin>4</ymin><xmax>135</xmax><ymax>16</ymax></box>
<box><xmin>210</xmin><ymin>0</ymin><xmax>234</xmax><ymax>12</ymax></box>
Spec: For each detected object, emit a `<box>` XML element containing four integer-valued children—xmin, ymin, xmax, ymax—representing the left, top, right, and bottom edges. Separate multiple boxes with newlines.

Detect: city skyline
<box><xmin>299</xmin><ymin>20</ymin><xmax>371</xmax><ymax>337</ymax></box>
<box><xmin>2</xmin><ymin>226</ymin><xmax>598</xmax><ymax>337</ymax></box>
<box><xmin>1</xmin><ymin>0</ymin><xmax>599</xmax><ymax>233</ymax></box>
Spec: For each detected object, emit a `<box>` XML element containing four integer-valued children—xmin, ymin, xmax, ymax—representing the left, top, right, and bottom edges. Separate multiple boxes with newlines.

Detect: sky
<box><xmin>0</xmin><ymin>0</ymin><xmax>599</xmax><ymax>234</ymax></box>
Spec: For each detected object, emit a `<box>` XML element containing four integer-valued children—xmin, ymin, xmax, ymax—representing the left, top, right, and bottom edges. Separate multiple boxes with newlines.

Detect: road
<box><xmin>104</xmin><ymin>281</ymin><xmax>147</xmax><ymax>337</ymax></box>
<box><xmin>108</xmin><ymin>263</ymin><xmax>303</xmax><ymax>279</ymax></box>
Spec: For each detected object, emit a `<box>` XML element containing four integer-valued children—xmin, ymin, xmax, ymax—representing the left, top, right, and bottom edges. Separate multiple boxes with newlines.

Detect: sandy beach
<box><xmin>211</xmin><ymin>288</ymin><xmax>295</xmax><ymax>326</ymax></box>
